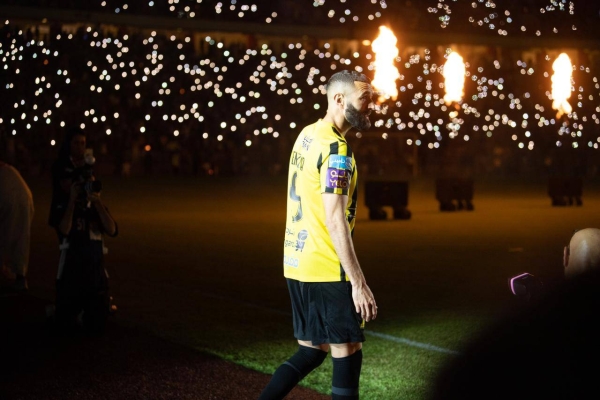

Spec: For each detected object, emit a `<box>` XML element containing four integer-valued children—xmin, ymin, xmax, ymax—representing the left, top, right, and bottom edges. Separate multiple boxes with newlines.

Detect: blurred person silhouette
<box><xmin>563</xmin><ymin>228</ymin><xmax>600</xmax><ymax>278</ymax></box>
<box><xmin>0</xmin><ymin>161</ymin><xmax>34</xmax><ymax>293</ymax></box>
<box><xmin>48</xmin><ymin>127</ymin><xmax>118</xmax><ymax>335</ymax></box>
<box><xmin>510</xmin><ymin>228</ymin><xmax>600</xmax><ymax>302</ymax></box>
<box><xmin>259</xmin><ymin>70</ymin><xmax>377</xmax><ymax>400</ymax></box>
<box><xmin>430</xmin><ymin>228</ymin><xmax>600</xmax><ymax>400</ymax></box>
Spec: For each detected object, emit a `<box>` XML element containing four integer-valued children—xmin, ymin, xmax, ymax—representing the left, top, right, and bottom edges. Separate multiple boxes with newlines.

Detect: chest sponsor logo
<box><xmin>326</xmin><ymin>168</ymin><xmax>350</xmax><ymax>189</ymax></box>
<box><xmin>328</xmin><ymin>155</ymin><xmax>352</xmax><ymax>171</ymax></box>
<box><xmin>291</xmin><ymin>151</ymin><xmax>305</xmax><ymax>171</ymax></box>
<box><xmin>284</xmin><ymin>255</ymin><xmax>299</xmax><ymax>268</ymax></box>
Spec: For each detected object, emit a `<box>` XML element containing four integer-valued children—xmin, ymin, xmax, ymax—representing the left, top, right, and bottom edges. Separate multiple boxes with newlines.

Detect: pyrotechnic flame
<box><xmin>443</xmin><ymin>52</ymin><xmax>466</xmax><ymax>105</ymax></box>
<box><xmin>551</xmin><ymin>53</ymin><xmax>573</xmax><ymax>118</ymax></box>
<box><xmin>371</xmin><ymin>26</ymin><xmax>400</xmax><ymax>101</ymax></box>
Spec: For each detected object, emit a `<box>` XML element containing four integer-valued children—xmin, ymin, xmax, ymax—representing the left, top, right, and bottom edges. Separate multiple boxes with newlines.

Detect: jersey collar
<box><xmin>318</xmin><ymin>119</ymin><xmax>346</xmax><ymax>142</ymax></box>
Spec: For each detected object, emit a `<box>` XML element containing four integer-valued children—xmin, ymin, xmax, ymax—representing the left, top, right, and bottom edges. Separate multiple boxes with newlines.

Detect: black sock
<box><xmin>332</xmin><ymin>350</ymin><xmax>363</xmax><ymax>399</ymax></box>
<box><xmin>258</xmin><ymin>345</ymin><xmax>327</xmax><ymax>400</ymax></box>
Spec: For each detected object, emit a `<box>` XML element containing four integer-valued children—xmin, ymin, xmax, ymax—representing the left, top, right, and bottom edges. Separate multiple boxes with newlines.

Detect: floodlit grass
<box><xmin>104</xmin><ymin>257</ymin><xmax>520</xmax><ymax>399</ymax></box>
<box><xmin>215</xmin><ymin>336</ymin><xmax>453</xmax><ymax>400</ymax></box>
<box><xmin>26</xmin><ymin>175</ymin><xmax>600</xmax><ymax>399</ymax></box>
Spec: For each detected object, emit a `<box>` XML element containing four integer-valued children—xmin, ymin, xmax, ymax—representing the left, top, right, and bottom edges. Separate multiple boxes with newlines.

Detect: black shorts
<box><xmin>287</xmin><ymin>278</ymin><xmax>365</xmax><ymax>345</ymax></box>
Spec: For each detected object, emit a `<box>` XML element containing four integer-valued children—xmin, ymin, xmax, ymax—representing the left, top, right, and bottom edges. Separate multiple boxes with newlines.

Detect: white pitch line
<box><xmin>202</xmin><ymin>291</ymin><xmax>460</xmax><ymax>355</ymax></box>
<box><xmin>364</xmin><ymin>330</ymin><xmax>460</xmax><ymax>355</ymax></box>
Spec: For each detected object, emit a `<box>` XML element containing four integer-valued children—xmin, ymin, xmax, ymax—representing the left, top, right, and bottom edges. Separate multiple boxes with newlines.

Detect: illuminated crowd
<box><xmin>1</xmin><ymin>2</ymin><xmax>600</xmax><ymax>179</ymax></box>
<box><xmin>0</xmin><ymin>22</ymin><xmax>308</xmax><ymax>177</ymax></box>
<box><xmin>4</xmin><ymin>0</ymin><xmax>600</xmax><ymax>39</ymax></box>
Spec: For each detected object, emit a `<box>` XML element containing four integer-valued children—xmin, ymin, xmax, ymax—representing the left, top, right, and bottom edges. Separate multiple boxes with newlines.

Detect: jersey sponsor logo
<box><xmin>326</xmin><ymin>168</ymin><xmax>350</xmax><ymax>189</ymax></box>
<box><xmin>302</xmin><ymin>136</ymin><xmax>313</xmax><ymax>151</ymax></box>
<box><xmin>285</xmin><ymin>228</ymin><xmax>294</xmax><ymax>236</ymax></box>
<box><xmin>291</xmin><ymin>151</ymin><xmax>305</xmax><ymax>171</ymax></box>
<box><xmin>295</xmin><ymin>229</ymin><xmax>308</xmax><ymax>252</ymax></box>
<box><xmin>328</xmin><ymin>155</ymin><xmax>352</xmax><ymax>171</ymax></box>
<box><xmin>284</xmin><ymin>255</ymin><xmax>299</xmax><ymax>268</ymax></box>
<box><xmin>284</xmin><ymin>229</ymin><xmax>309</xmax><ymax>252</ymax></box>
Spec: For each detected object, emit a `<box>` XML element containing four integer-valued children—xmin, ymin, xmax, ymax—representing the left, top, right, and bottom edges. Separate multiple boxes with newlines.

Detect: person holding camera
<box><xmin>49</xmin><ymin>128</ymin><xmax>118</xmax><ymax>334</ymax></box>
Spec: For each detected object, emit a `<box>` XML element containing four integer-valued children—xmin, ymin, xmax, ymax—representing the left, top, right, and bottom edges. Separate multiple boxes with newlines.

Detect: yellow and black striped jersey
<box><xmin>283</xmin><ymin>119</ymin><xmax>358</xmax><ymax>282</ymax></box>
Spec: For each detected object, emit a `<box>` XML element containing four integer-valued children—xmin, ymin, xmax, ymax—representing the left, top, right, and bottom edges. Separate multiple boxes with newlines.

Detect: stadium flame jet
<box><xmin>443</xmin><ymin>51</ymin><xmax>466</xmax><ymax>105</ymax></box>
<box><xmin>371</xmin><ymin>26</ymin><xmax>400</xmax><ymax>102</ymax></box>
<box><xmin>552</xmin><ymin>53</ymin><xmax>573</xmax><ymax>118</ymax></box>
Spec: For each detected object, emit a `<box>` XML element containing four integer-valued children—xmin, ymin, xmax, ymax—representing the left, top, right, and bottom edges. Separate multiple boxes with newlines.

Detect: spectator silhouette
<box><xmin>0</xmin><ymin>161</ymin><xmax>34</xmax><ymax>292</ymax></box>
<box><xmin>430</xmin><ymin>228</ymin><xmax>600</xmax><ymax>400</ymax></box>
<box><xmin>563</xmin><ymin>228</ymin><xmax>600</xmax><ymax>278</ymax></box>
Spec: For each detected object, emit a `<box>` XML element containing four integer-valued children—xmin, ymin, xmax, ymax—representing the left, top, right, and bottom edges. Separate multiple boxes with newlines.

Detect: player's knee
<box><xmin>331</xmin><ymin>342</ymin><xmax>362</xmax><ymax>358</ymax></box>
<box><xmin>288</xmin><ymin>345</ymin><xmax>328</xmax><ymax>378</ymax></box>
<box><xmin>299</xmin><ymin>345</ymin><xmax>328</xmax><ymax>365</ymax></box>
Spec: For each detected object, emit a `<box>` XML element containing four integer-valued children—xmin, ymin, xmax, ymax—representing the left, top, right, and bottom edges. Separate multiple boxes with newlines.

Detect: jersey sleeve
<box><xmin>319</xmin><ymin>141</ymin><xmax>355</xmax><ymax>195</ymax></box>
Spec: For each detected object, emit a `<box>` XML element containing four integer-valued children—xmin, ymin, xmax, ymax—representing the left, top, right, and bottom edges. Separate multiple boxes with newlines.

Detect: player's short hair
<box><xmin>325</xmin><ymin>70</ymin><xmax>370</xmax><ymax>94</ymax></box>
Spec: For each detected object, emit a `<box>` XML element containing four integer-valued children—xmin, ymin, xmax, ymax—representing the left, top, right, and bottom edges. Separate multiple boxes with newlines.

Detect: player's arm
<box><xmin>322</xmin><ymin>192</ymin><xmax>377</xmax><ymax>321</ymax></box>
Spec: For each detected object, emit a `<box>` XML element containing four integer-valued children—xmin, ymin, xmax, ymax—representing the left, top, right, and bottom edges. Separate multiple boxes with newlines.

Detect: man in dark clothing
<box><xmin>49</xmin><ymin>128</ymin><xmax>118</xmax><ymax>334</ymax></box>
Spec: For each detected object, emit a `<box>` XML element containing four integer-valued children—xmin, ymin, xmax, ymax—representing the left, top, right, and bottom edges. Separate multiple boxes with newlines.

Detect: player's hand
<box><xmin>352</xmin><ymin>282</ymin><xmax>377</xmax><ymax>322</ymax></box>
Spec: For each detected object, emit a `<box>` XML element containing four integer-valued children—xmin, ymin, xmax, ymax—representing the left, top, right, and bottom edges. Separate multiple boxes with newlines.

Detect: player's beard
<box><xmin>344</xmin><ymin>103</ymin><xmax>371</xmax><ymax>131</ymax></box>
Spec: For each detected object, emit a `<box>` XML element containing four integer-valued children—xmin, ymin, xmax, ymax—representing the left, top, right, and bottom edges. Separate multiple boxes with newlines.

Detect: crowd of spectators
<box><xmin>0</xmin><ymin>21</ymin><xmax>303</xmax><ymax>178</ymax></box>
<box><xmin>1</xmin><ymin>5</ymin><xmax>599</xmax><ymax>180</ymax></box>
<box><xmin>3</xmin><ymin>0</ymin><xmax>600</xmax><ymax>39</ymax></box>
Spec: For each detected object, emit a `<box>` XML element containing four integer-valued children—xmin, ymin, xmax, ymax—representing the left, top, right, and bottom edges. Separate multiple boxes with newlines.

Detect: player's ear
<box><xmin>333</xmin><ymin>92</ymin><xmax>345</xmax><ymax>108</ymax></box>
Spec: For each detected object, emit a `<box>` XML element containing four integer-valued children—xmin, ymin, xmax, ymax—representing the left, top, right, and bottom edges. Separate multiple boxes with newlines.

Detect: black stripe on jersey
<box><xmin>324</xmin><ymin>185</ymin><xmax>349</xmax><ymax>196</ymax></box>
<box><xmin>348</xmin><ymin>166</ymin><xmax>358</xmax><ymax>223</ymax></box>
<box><xmin>330</xmin><ymin>141</ymin><xmax>340</xmax><ymax>156</ymax></box>
<box><xmin>346</xmin><ymin>144</ymin><xmax>353</xmax><ymax>159</ymax></box>
<box><xmin>317</xmin><ymin>153</ymin><xmax>323</xmax><ymax>171</ymax></box>
<box><xmin>340</xmin><ymin>263</ymin><xmax>346</xmax><ymax>282</ymax></box>
<box><xmin>331</xmin><ymin>126</ymin><xmax>343</xmax><ymax>139</ymax></box>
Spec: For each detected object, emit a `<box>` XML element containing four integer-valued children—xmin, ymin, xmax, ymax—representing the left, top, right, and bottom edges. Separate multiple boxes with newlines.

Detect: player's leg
<box><xmin>258</xmin><ymin>280</ymin><xmax>329</xmax><ymax>400</ymax></box>
<box><xmin>330</xmin><ymin>342</ymin><xmax>363</xmax><ymax>400</ymax></box>
<box><xmin>322</xmin><ymin>282</ymin><xmax>366</xmax><ymax>399</ymax></box>
<box><xmin>258</xmin><ymin>341</ymin><xmax>329</xmax><ymax>400</ymax></box>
